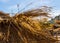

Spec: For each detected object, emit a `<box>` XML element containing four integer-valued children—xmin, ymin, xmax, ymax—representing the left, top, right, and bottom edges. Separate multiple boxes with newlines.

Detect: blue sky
<box><xmin>0</xmin><ymin>0</ymin><xmax>60</xmax><ymax>17</ymax></box>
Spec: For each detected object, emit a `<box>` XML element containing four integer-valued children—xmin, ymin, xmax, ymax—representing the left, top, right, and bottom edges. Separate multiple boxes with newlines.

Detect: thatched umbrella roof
<box><xmin>0</xmin><ymin>11</ymin><xmax>57</xmax><ymax>43</ymax></box>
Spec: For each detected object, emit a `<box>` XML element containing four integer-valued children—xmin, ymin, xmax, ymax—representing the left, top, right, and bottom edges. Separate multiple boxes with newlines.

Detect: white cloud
<box><xmin>51</xmin><ymin>10</ymin><xmax>60</xmax><ymax>18</ymax></box>
<box><xmin>0</xmin><ymin>0</ymin><xmax>9</xmax><ymax>2</ymax></box>
<box><xmin>53</xmin><ymin>10</ymin><xmax>60</xmax><ymax>16</ymax></box>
